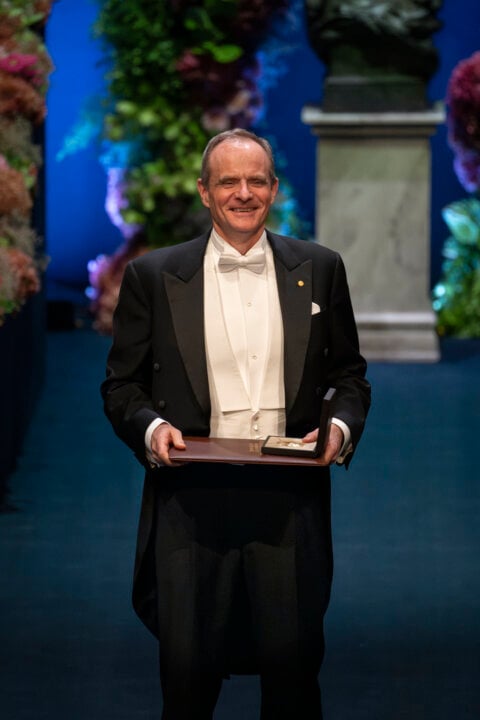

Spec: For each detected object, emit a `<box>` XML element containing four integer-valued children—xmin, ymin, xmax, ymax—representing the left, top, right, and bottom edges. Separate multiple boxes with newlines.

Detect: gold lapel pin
<box><xmin>297</xmin><ymin>280</ymin><xmax>304</xmax><ymax>287</ymax></box>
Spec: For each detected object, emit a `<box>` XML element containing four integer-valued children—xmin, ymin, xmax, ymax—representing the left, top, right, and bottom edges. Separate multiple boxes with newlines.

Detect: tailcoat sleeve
<box><xmin>323</xmin><ymin>252</ymin><xmax>371</xmax><ymax>461</ymax></box>
<box><xmin>100</xmin><ymin>261</ymin><xmax>160</xmax><ymax>465</ymax></box>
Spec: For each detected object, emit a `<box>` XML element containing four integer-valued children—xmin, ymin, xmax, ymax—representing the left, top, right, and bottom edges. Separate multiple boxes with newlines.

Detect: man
<box><xmin>101</xmin><ymin>128</ymin><xmax>371</xmax><ymax>719</ymax></box>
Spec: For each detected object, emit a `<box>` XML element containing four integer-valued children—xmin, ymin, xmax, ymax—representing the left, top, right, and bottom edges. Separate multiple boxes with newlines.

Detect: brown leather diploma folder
<box><xmin>261</xmin><ymin>387</ymin><xmax>336</xmax><ymax>459</ymax></box>
<box><xmin>168</xmin><ymin>388</ymin><xmax>336</xmax><ymax>467</ymax></box>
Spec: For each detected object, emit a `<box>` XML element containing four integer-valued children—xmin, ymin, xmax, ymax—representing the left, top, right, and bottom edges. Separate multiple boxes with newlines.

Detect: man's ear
<box><xmin>270</xmin><ymin>177</ymin><xmax>279</xmax><ymax>205</ymax></box>
<box><xmin>197</xmin><ymin>178</ymin><xmax>210</xmax><ymax>208</ymax></box>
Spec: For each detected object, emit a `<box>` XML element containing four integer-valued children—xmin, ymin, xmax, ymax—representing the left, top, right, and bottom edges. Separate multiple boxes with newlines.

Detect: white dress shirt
<box><xmin>145</xmin><ymin>231</ymin><xmax>351</xmax><ymax>462</ymax></box>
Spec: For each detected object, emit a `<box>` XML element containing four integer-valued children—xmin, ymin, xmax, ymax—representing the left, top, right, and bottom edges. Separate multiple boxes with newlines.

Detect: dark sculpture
<box><xmin>305</xmin><ymin>0</ymin><xmax>444</xmax><ymax>111</ymax></box>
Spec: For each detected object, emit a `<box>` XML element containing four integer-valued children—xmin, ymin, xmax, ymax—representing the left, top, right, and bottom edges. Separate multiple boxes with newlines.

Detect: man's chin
<box><xmin>229</xmin><ymin>222</ymin><xmax>262</xmax><ymax>234</ymax></box>
<box><xmin>227</xmin><ymin>215</ymin><xmax>265</xmax><ymax>233</ymax></box>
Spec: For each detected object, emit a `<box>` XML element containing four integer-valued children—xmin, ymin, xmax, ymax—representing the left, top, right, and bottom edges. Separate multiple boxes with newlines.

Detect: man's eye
<box><xmin>250</xmin><ymin>179</ymin><xmax>267</xmax><ymax>187</ymax></box>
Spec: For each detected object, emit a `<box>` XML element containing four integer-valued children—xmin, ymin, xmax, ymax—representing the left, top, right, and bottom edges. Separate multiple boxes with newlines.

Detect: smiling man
<box><xmin>101</xmin><ymin>128</ymin><xmax>371</xmax><ymax>719</ymax></box>
<box><xmin>197</xmin><ymin>132</ymin><xmax>279</xmax><ymax>249</ymax></box>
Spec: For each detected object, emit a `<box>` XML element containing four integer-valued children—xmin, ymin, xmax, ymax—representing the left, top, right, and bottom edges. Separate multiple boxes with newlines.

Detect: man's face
<box><xmin>197</xmin><ymin>139</ymin><xmax>279</xmax><ymax>250</ymax></box>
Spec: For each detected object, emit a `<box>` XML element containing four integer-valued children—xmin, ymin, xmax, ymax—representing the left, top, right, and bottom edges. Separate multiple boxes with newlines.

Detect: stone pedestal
<box><xmin>302</xmin><ymin>105</ymin><xmax>445</xmax><ymax>362</ymax></box>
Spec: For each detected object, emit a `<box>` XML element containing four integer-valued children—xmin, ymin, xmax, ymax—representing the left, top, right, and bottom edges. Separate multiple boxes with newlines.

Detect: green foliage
<box><xmin>87</xmin><ymin>1</ymin><xmax>227</xmax><ymax>242</ymax></box>
<box><xmin>432</xmin><ymin>197</ymin><xmax>480</xmax><ymax>337</ymax></box>
<box><xmin>1</xmin><ymin>0</ymin><xmax>46</xmax><ymax>26</ymax></box>
<box><xmin>66</xmin><ymin>0</ymin><xmax>306</xmax><ymax>247</ymax></box>
<box><xmin>92</xmin><ymin>0</ymin><xmax>244</xmax><ymax>149</ymax></box>
<box><xmin>0</xmin><ymin>1</ymin><xmax>53</xmax><ymax>323</ymax></box>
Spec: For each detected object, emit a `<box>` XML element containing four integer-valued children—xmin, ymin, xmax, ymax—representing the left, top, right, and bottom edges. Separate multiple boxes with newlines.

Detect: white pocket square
<box><xmin>311</xmin><ymin>302</ymin><xmax>321</xmax><ymax>315</ymax></box>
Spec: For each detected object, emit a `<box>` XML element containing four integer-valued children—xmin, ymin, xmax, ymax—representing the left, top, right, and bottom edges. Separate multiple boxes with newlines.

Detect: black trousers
<box><xmin>153</xmin><ymin>464</ymin><xmax>333</xmax><ymax>719</ymax></box>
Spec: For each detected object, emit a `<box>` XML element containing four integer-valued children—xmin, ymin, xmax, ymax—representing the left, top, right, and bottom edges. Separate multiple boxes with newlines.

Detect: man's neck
<box><xmin>212</xmin><ymin>227</ymin><xmax>266</xmax><ymax>255</ymax></box>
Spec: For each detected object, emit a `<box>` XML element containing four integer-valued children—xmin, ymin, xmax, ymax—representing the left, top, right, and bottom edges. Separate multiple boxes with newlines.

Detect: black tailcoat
<box><xmin>101</xmin><ymin>230</ymin><xmax>371</xmax><ymax>674</ymax></box>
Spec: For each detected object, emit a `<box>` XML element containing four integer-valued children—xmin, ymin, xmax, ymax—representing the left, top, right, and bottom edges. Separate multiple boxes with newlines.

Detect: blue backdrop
<box><xmin>45</xmin><ymin>0</ymin><xmax>480</xmax><ymax>302</ymax></box>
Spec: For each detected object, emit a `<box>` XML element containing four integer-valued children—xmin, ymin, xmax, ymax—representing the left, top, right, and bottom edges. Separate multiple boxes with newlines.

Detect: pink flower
<box><xmin>87</xmin><ymin>234</ymin><xmax>149</xmax><ymax>334</ymax></box>
<box><xmin>0</xmin><ymin>69</ymin><xmax>46</xmax><ymax>123</ymax></box>
<box><xmin>446</xmin><ymin>51</ymin><xmax>480</xmax><ymax>193</ymax></box>
<box><xmin>7</xmin><ymin>248</ymin><xmax>40</xmax><ymax>301</ymax></box>
<box><xmin>176</xmin><ymin>51</ymin><xmax>201</xmax><ymax>76</ymax></box>
<box><xmin>0</xmin><ymin>53</ymin><xmax>37</xmax><ymax>75</ymax></box>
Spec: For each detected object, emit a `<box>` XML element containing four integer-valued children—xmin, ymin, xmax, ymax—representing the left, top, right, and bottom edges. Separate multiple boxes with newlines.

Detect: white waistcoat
<box><xmin>204</xmin><ymin>232</ymin><xmax>286</xmax><ymax>439</ymax></box>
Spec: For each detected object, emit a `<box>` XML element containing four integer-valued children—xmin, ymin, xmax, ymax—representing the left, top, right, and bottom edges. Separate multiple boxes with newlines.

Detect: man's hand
<box><xmin>302</xmin><ymin>423</ymin><xmax>344</xmax><ymax>465</ymax></box>
<box><xmin>150</xmin><ymin>422</ymin><xmax>187</xmax><ymax>467</ymax></box>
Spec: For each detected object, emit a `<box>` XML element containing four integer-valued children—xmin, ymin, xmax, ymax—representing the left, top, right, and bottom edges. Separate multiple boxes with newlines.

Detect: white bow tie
<box><xmin>217</xmin><ymin>248</ymin><xmax>266</xmax><ymax>274</ymax></box>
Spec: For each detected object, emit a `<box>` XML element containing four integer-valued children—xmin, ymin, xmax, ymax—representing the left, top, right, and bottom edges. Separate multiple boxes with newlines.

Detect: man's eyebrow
<box><xmin>217</xmin><ymin>175</ymin><xmax>267</xmax><ymax>183</ymax></box>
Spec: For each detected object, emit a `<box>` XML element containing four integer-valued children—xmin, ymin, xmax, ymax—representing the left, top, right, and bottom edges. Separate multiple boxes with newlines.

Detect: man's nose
<box><xmin>236</xmin><ymin>179</ymin><xmax>252</xmax><ymax>199</ymax></box>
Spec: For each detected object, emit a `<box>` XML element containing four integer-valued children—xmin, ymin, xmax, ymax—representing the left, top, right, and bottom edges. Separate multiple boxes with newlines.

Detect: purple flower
<box><xmin>446</xmin><ymin>51</ymin><xmax>480</xmax><ymax>192</ymax></box>
<box><xmin>453</xmin><ymin>149</ymin><xmax>480</xmax><ymax>194</ymax></box>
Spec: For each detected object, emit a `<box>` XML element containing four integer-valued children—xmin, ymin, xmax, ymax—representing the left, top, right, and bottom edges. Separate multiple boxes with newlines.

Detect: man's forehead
<box><xmin>211</xmin><ymin>139</ymin><xmax>266</xmax><ymax>160</ymax></box>
<box><xmin>211</xmin><ymin>145</ymin><xmax>269</xmax><ymax>171</ymax></box>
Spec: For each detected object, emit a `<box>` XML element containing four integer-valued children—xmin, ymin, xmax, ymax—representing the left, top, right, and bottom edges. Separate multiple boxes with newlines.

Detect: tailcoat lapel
<box><xmin>162</xmin><ymin>231</ymin><xmax>314</xmax><ymax>419</ymax></box>
<box><xmin>268</xmin><ymin>232</ymin><xmax>313</xmax><ymax>415</ymax></box>
<box><xmin>163</xmin><ymin>234</ymin><xmax>210</xmax><ymax>415</ymax></box>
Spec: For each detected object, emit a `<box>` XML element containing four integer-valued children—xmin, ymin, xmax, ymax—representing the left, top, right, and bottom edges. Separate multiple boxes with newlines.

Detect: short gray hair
<box><xmin>200</xmin><ymin>129</ymin><xmax>277</xmax><ymax>186</ymax></box>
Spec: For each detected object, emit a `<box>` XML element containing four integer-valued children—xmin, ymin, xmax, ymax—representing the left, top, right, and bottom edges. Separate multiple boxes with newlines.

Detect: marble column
<box><xmin>302</xmin><ymin>105</ymin><xmax>445</xmax><ymax>362</ymax></box>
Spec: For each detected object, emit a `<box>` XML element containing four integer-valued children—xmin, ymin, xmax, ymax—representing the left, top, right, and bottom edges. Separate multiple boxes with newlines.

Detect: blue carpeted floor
<box><xmin>1</xmin><ymin>327</ymin><xmax>479</xmax><ymax>720</ymax></box>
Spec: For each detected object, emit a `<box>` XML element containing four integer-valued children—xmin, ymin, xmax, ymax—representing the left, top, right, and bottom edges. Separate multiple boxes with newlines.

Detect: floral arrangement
<box><xmin>60</xmin><ymin>0</ymin><xmax>309</xmax><ymax>334</ymax></box>
<box><xmin>432</xmin><ymin>51</ymin><xmax>480</xmax><ymax>337</ymax></box>
<box><xmin>0</xmin><ymin>0</ymin><xmax>55</xmax><ymax>326</ymax></box>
